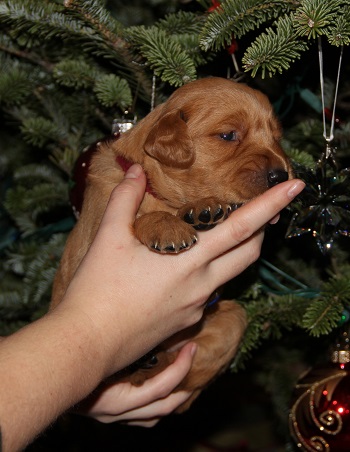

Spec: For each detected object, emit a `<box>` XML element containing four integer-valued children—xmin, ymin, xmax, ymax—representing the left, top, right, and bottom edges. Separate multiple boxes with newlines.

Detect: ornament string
<box><xmin>318</xmin><ymin>37</ymin><xmax>344</xmax><ymax>156</ymax></box>
<box><xmin>151</xmin><ymin>75</ymin><xmax>156</xmax><ymax>111</ymax></box>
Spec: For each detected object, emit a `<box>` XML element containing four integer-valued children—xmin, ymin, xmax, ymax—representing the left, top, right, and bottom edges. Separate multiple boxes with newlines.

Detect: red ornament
<box><xmin>208</xmin><ymin>0</ymin><xmax>221</xmax><ymax>12</ymax></box>
<box><xmin>207</xmin><ymin>1</ymin><xmax>238</xmax><ymax>55</ymax></box>
<box><xmin>227</xmin><ymin>37</ymin><xmax>238</xmax><ymax>55</ymax></box>
<box><xmin>289</xmin><ymin>331</ymin><xmax>350</xmax><ymax>451</ymax></box>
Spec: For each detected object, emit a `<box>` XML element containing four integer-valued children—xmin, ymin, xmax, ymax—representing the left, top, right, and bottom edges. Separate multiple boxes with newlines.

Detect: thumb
<box><xmin>100</xmin><ymin>164</ymin><xmax>147</xmax><ymax>230</ymax></box>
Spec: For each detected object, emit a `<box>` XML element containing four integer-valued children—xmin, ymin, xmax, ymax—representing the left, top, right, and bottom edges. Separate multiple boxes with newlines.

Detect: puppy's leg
<box><xmin>168</xmin><ymin>300</ymin><xmax>247</xmax><ymax>412</ymax></box>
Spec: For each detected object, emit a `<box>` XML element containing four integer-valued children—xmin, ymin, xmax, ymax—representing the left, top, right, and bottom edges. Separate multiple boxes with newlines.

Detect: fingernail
<box><xmin>125</xmin><ymin>163</ymin><xmax>143</xmax><ymax>179</ymax></box>
<box><xmin>269</xmin><ymin>213</ymin><xmax>280</xmax><ymax>225</ymax></box>
<box><xmin>287</xmin><ymin>180</ymin><xmax>305</xmax><ymax>199</ymax></box>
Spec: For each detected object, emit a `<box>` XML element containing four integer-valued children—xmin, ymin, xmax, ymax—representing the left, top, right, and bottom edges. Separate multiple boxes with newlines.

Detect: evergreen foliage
<box><xmin>0</xmin><ymin>1</ymin><xmax>350</xmax><ymax>426</ymax></box>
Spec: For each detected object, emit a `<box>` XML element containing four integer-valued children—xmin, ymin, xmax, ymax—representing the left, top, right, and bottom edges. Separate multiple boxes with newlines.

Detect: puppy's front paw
<box><xmin>178</xmin><ymin>198</ymin><xmax>239</xmax><ymax>231</ymax></box>
<box><xmin>134</xmin><ymin>211</ymin><xmax>197</xmax><ymax>254</ymax></box>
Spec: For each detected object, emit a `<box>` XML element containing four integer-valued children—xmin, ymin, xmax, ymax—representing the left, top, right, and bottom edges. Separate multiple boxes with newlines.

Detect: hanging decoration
<box><xmin>286</xmin><ymin>40</ymin><xmax>350</xmax><ymax>254</ymax></box>
<box><xmin>69</xmin><ymin>74</ymin><xmax>160</xmax><ymax>218</ymax></box>
<box><xmin>112</xmin><ymin>112</ymin><xmax>137</xmax><ymax>134</ymax></box>
<box><xmin>207</xmin><ymin>0</ymin><xmax>243</xmax><ymax>81</ymax></box>
<box><xmin>286</xmin><ymin>153</ymin><xmax>350</xmax><ymax>254</ymax></box>
<box><xmin>70</xmin><ymin>113</ymin><xmax>137</xmax><ymax>219</ymax></box>
<box><xmin>289</xmin><ymin>329</ymin><xmax>350</xmax><ymax>451</ymax></box>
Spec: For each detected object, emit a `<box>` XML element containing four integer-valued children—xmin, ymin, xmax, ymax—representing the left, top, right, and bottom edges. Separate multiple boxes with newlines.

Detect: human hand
<box><xmin>58</xmin><ymin>164</ymin><xmax>305</xmax><ymax>378</ymax></box>
<box><xmin>75</xmin><ymin>342</ymin><xmax>197</xmax><ymax>427</ymax></box>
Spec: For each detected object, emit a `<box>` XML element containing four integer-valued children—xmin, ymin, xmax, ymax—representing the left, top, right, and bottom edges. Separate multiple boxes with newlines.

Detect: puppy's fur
<box><xmin>51</xmin><ymin>77</ymin><xmax>292</xmax><ymax>412</ymax></box>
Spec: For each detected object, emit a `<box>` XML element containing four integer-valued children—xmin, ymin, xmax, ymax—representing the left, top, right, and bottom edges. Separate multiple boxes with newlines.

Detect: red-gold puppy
<box><xmin>51</xmin><ymin>77</ymin><xmax>292</xmax><ymax>412</ymax></box>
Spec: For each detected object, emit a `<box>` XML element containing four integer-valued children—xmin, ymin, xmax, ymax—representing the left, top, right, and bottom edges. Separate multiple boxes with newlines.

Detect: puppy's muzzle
<box><xmin>267</xmin><ymin>169</ymin><xmax>289</xmax><ymax>187</ymax></box>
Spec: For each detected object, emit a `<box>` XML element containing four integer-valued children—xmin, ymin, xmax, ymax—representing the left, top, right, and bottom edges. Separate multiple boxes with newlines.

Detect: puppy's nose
<box><xmin>267</xmin><ymin>169</ymin><xmax>289</xmax><ymax>187</ymax></box>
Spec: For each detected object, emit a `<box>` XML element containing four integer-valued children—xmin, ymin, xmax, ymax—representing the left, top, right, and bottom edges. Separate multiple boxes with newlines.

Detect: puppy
<box><xmin>51</xmin><ymin>77</ymin><xmax>292</xmax><ymax>412</ymax></box>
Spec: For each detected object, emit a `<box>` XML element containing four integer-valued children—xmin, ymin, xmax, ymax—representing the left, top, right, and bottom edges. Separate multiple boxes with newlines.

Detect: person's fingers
<box><xmin>81</xmin><ymin>342</ymin><xmax>196</xmax><ymax>419</ymax></box>
<box><xmin>121</xmin><ymin>342</ymin><xmax>197</xmax><ymax>408</ymax></box>
<box><xmin>98</xmin><ymin>164</ymin><xmax>147</xmax><ymax>234</ymax></box>
<box><xmin>80</xmin><ymin>343</ymin><xmax>197</xmax><ymax>424</ymax></box>
<box><xmin>125</xmin><ymin>418</ymin><xmax>160</xmax><ymax>428</ymax></box>
<box><xmin>197</xmin><ymin>179</ymin><xmax>305</xmax><ymax>261</ymax></box>
<box><xmin>115</xmin><ymin>389</ymin><xmax>194</xmax><ymax>425</ymax></box>
<box><xmin>207</xmin><ymin>230</ymin><xmax>265</xmax><ymax>287</ymax></box>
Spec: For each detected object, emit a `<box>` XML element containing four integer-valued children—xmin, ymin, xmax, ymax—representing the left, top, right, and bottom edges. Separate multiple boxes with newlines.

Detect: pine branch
<box><xmin>53</xmin><ymin>58</ymin><xmax>97</xmax><ymax>89</ymax></box>
<box><xmin>302</xmin><ymin>276</ymin><xmax>350</xmax><ymax>336</ymax></box>
<box><xmin>156</xmin><ymin>11</ymin><xmax>205</xmax><ymax>36</ymax></box>
<box><xmin>63</xmin><ymin>0</ymin><xmax>124</xmax><ymax>44</ymax></box>
<box><xmin>0</xmin><ymin>63</ymin><xmax>35</xmax><ymax>105</ymax></box>
<box><xmin>0</xmin><ymin>0</ymin><xmax>152</xmax><ymax>100</ymax></box>
<box><xmin>61</xmin><ymin>0</ymin><xmax>153</xmax><ymax>98</ymax></box>
<box><xmin>0</xmin><ymin>0</ymin><xmax>88</xmax><ymax>42</ymax></box>
<box><xmin>20</xmin><ymin>117</ymin><xmax>62</xmax><ymax>148</ymax></box>
<box><xmin>4</xmin><ymin>242</ymin><xmax>39</xmax><ymax>276</ymax></box>
<box><xmin>293</xmin><ymin>0</ymin><xmax>344</xmax><ymax>40</ymax></box>
<box><xmin>4</xmin><ymin>180</ymin><xmax>68</xmax><ymax>236</ymax></box>
<box><xmin>242</xmin><ymin>14</ymin><xmax>308</xmax><ymax>78</ymax></box>
<box><xmin>232</xmin><ymin>294</ymin><xmax>309</xmax><ymax>369</ymax></box>
<box><xmin>0</xmin><ymin>234</ymin><xmax>66</xmax><ymax>329</ymax></box>
<box><xmin>0</xmin><ymin>35</ymin><xmax>53</xmax><ymax>71</ymax></box>
<box><xmin>127</xmin><ymin>25</ymin><xmax>197</xmax><ymax>86</ymax></box>
<box><xmin>284</xmin><ymin>148</ymin><xmax>316</xmax><ymax>169</ymax></box>
<box><xmin>199</xmin><ymin>0</ymin><xmax>299</xmax><ymax>51</ymax></box>
<box><xmin>94</xmin><ymin>74</ymin><xmax>133</xmax><ymax>108</ymax></box>
<box><xmin>157</xmin><ymin>11</ymin><xmax>209</xmax><ymax>67</ymax></box>
<box><xmin>326</xmin><ymin>6</ymin><xmax>350</xmax><ymax>46</ymax></box>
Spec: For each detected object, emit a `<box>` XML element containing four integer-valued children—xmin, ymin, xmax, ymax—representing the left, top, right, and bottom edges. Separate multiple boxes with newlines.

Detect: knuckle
<box><xmin>154</xmin><ymin>379</ymin><xmax>176</xmax><ymax>399</ymax></box>
<box><xmin>228</xmin><ymin>217</ymin><xmax>252</xmax><ymax>244</ymax></box>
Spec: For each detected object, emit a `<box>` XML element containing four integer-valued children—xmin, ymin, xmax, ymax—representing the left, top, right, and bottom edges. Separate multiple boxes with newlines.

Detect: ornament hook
<box><xmin>318</xmin><ymin>37</ymin><xmax>344</xmax><ymax>146</ymax></box>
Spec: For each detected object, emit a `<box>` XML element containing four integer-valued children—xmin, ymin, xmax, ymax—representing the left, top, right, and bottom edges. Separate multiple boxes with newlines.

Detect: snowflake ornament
<box><xmin>286</xmin><ymin>146</ymin><xmax>350</xmax><ymax>254</ymax></box>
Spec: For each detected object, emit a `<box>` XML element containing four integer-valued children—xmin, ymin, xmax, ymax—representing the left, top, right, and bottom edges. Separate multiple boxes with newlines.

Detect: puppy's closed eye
<box><xmin>219</xmin><ymin>131</ymin><xmax>237</xmax><ymax>141</ymax></box>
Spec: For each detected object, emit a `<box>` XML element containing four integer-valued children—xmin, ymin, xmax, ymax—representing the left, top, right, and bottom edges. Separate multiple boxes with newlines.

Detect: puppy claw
<box><xmin>179</xmin><ymin>241</ymin><xmax>188</xmax><ymax>251</ymax></box>
<box><xmin>179</xmin><ymin>198</ymin><xmax>235</xmax><ymax>230</ymax></box>
<box><xmin>151</xmin><ymin>242</ymin><xmax>161</xmax><ymax>252</ymax></box>
<box><xmin>135</xmin><ymin>211</ymin><xmax>198</xmax><ymax>255</ymax></box>
<box><xmin>213</xmin><ymin>206</ymin><xmax>224</xmax><ymax>222</ymax></box>
<box><xmin>164</xmin><ymin>243</ymin><xmax>176</xmax><ymax>253</ymax></box>
<box><xmin>148</xmin><ymin>235</ymin><xmax>197</xmax><ymax>254</ymax></box>
<box><xmin>225</xmin><ymin>204</ymin><xmax>241</xmax><ymax>219</ymax></box>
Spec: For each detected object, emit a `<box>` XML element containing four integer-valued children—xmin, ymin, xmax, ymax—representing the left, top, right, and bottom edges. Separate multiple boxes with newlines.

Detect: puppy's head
<box><xmin>142</xmin><ymin>77</ymin><xmax>292</xmax><ymax>207</ymax></box>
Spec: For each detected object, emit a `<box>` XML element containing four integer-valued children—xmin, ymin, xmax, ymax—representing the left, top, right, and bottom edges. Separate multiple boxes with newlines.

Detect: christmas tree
<box><xmin>1</xmin><ymin>0</ymin><xmax>350</xmax><ymax>449</ymax></box>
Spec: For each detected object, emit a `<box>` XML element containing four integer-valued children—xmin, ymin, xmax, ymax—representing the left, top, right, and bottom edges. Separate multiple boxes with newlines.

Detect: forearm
<box><xmin>0</xmin><ymin>307</ymin><xmax>109</xmax><ymax>452</ymax></box>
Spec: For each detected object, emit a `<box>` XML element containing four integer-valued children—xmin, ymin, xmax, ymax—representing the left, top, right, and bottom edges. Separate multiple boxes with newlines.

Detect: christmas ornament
<box><xmin>289</xmin><ymin>329</ymin><xmax>350</xmax><ymax>451</ymax></box>
<box><xmin>69</xmin><ymin>115</ymin><xmax>137</xmax><ymax>218</ymax></box>
<box><xmin>286</xmin><ymin>148</ymin><xmax>350</xmax><ymax>254</ymax></box>
<box><xmin>207</xmin><ymin>0</ymin><xmax>243</xmax><ymax>81</ymax></box>
<box><xmin>207</xmin><ymin>0</ymin><xmax>221</xmax><ymax>12</ymax></box>
<box><xmin>286</xmin><ymin>40</ymin><xmax>349</xmax><ymax>254</ymax></box>
<box><xmin>112</xmin><ymin>113</ymin><xmax>137</xmax><ymax>134</ymax></box>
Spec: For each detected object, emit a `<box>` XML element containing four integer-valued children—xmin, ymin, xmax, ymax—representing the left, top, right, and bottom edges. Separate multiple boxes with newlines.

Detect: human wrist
<box><xmin>47</xmin><ymin>301</ymin><xmax>112</xmax><ymax>383</ymax></box>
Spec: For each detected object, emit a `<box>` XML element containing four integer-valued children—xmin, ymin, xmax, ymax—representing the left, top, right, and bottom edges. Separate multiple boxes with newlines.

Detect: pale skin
<box><xmin>0</xmin><ymin>164</ymin><xmax>305</xmax><ymax>451</ymax></box>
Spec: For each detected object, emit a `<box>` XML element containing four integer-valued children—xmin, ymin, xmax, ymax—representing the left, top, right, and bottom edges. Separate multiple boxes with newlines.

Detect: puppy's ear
<box><xmin>144</xmin><ymin>109</ymin><xmax>195</xmax><ymax>168</ymax></box>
